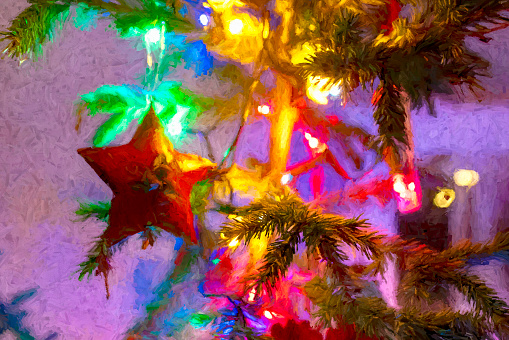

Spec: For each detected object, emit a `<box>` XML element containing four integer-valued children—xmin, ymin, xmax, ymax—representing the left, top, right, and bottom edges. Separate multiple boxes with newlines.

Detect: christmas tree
<box><xmin>2</xmin><ymin>0</ymin><xmax>509</xmax><ymax>339</ymax></box>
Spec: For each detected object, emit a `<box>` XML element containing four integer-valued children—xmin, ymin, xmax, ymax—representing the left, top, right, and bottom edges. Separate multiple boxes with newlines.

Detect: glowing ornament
<box><xmin>434</xmin><ymin>188</ymin><xmax>456</xmax><ymax>208</ymax></box>
<box><xmin>392</xmin><ymin>172</ymin><xmax>422</xmax><ymax>214</ymax></box>
<box><xmin>199</xmin><ymin>14</ymin><xmax>209</xmax><ymax>26</ymax></box>
<box><xmin>145</xmin><ymin>27</ymin><xmax>162</xmax><ymax>44</ymax></box>
<box><xmin>453</xmin><ymin>169</ymin><xmax>479</xmax><ymax>187</ymax></box>
<box><xmin>263</xmin><ymin>311</ymin><xmax>273</xmax><ymax>319</ymax></box>
<box><xmin>228</xmin><ymin>19</ymin><xmax>244</xmax><ymax>35</ymax></box>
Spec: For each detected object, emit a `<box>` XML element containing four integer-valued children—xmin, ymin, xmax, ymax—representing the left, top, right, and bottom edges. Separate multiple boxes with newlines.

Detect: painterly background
<box><xmin>1</xmin><ymin>1</ymin><xmax>509</xmax><ymax>339</ymax></box>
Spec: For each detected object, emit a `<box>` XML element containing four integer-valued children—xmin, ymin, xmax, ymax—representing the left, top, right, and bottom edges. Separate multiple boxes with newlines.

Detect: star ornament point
<box><xmin>78</xmin><ymin>108</ymin><xmax>215</xmax><ymax>246</ymax></box>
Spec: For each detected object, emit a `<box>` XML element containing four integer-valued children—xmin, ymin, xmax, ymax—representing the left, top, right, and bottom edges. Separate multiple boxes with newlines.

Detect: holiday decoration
<box><xmin>78</xmin><ymin>107</ymin><xmax>215</xmax><ymax>247</ymax></box>
<box><xmin>77</xmin><ymin>107</ymin><xmax>215</xmax><ymax>297</ymax></box>
<box><xmin>3</xmin><ymin>0</ymin><xmax>509</xmax><ymax>338</ymax></box>
<box><xmin>270</xmin><ymin>320</ymin><xmax>322</xmax><ymax>340</ymax></box>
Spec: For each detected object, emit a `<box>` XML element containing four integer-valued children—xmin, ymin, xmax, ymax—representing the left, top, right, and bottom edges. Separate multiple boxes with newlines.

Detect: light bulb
<box><xmin>308</xmin><ymin>137</ymin><xmax>320</xmax><ymax>149</ymax></box>
<box><xmin>145</xmin><ymin>27</ymin><xmax>162</xmax><ymax>44</ymax></box>
<box><xmin>263</xmin><ymin>311</ymin><xmax>273</xmax><ymax>319</ymax></box>
<box><xmin>248</xmin><ymin>288</ymin><xmax>256</xmax><ymax>302</ymax></box>
<box><xmin>228</xmin><ymin>19</ymin><xmax>244</xmax><ymax>35</ymax></box>
<box><xmin>258</xmin><ymin>104</ymin><xmax>270</xmax><ymax>115</ymax></box>
<box><xmin>434</xmin><ymin>188</ymin><xmax>456</xmax><ymax>208</ymax></box>
<box><xmin>199</xmin><ymin>14</ymin><xmax>209</xmax><ymax>26</ymax></box>
<box><xmin>329</xmin><ymin>85</ymin><xmax>342</xmax><ymax>97</ymax></box>
<box><xmin>228</xmin><ymin>238</ymin><xmax>239</xmax><ymax>248</ymax></box>
<box><xmin>167</xmin><ymin>122</ymin><xmax>183</xmax><ymax>135</ymax></box>
<box><xmin>281</xmin><ymin>173</ymin><xmax>292</xmax><ymax>185</ymax></box>
<box><xmin>393</xmin><ymin>176</ymin><xmax>406</xmax><ymax>194</ymax></box>
<box><xmin>408</xmin><ymin>182</ymin><xmax>415</xmax><ymax>191</ymax></box>
<box><xmin>454</xmin><ymin>169</ymin><xmax>479</xmax><ymax>187</ymax></box>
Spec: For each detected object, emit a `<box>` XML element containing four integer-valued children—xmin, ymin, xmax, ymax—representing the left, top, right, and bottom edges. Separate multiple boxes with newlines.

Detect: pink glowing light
<box><xmin>392</xmin><ymin>171</ymin><xmax>422</xmax><ymax>214</ymax></box>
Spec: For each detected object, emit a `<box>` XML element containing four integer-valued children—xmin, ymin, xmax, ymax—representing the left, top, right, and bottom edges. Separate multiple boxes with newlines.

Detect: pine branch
<box><xmin>371</xmin><ymin>78</ymin><xmax>409</xmax><ymax>165</ymax></box>
<box><xmin>220</xmin><ymin>195</ymin><xmax>382</xmax><ymax>292</ymax></box>
<box><xmin>1</xmin><ymin>0</ymin><xmax>193</xmax><ymax>61</ymax></box>
<box><xmin>400</xmin><ymin>233</ymin><xmax>509</xmax><ymax>323</ymax></box>
<box><xmin>1</xmin><ymin>1</ymin><xmax>72</xmax><ymax>60</ymax></box>
<box><xmin>75</xmin><ymin>200</ymin><xmax>111</xmax><ymax>222</ymax></box>
<box><xmin>305</xmin><ymin>276</ymin><xmax>488</xmax><ymax>340</ymax></box>
<box><xmin>76</xmin><ymin>238</ymin><xmax>112</xmax><ymax>282</ymax></box>
<box><xmin>365</xmin><ymin>233</ymin><xmax>509</xmax><ymax>330</ymax></box>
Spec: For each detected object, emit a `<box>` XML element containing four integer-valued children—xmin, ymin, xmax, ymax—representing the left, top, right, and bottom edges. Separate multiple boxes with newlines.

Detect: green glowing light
<box><xmin>212</xmin><ymin>258</ymin><xmax>220</xmax><ymax>265</ymax></box>
<box><xmin>189</xmin><ymin>313</ymin><xmax>213</xmax><ymax>328</ymax></box>
<box><xmin>145</xmin><ymin>27</ymin><xmax>162</xmax><ymax>44</ymax></box>
<box><xmin>165</xmin><ymin>105</ymin><xmax>188</xmax><ymax>136</ymax></box>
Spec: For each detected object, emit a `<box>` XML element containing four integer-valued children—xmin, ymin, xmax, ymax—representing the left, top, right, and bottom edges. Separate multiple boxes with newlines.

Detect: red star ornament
<box><xmin>78</xmin><ymin>107</ymin><xmax>215</xmax><ymax>246</ymax></box>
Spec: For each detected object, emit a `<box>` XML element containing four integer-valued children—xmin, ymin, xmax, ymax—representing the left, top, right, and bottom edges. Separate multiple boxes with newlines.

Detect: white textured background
<box><xmin>1</xmin><ymin>1</ymin><xmax>509</xmax><ymax>339</ymax></box>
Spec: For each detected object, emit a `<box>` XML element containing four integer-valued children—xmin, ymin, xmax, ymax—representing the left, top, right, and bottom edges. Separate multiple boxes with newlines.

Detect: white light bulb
<box><xmin>229</xmin><ymin>19</ymin><xmax>244</xmax><ymax>35</ymax></box>
<box><xmin>263</xmin><ymin>311</ymin><xmax>273</xmax><ymax>319</ymax></box>
<box><xmin>308</xmin><ymin>137</ymin><xmax>320</xmax><ymax>149</ymax></box>
<box><xmin>199</xmin><ymin>14</ymin><xmax>209</xmax><ymax>26</ymax></box>
<box><xmin>329</xmin><ymin>85</ymin><xmax>342</xmax><ymax>97</ymax></box>
<box><xmin>408</xmin><ymin>182</ymin><xmax>415</xmax><ymax>191</ymax></box>
<box><xmin>393</xmin><ymin>181</ymin><xmax>405</xmax><ymax>194</ymax></box>
<box><xmin>281</xmin><ymin>173</ymin><xmax>292</xmax><ymax>185</ymax></box>
<box><xmin>145</xmin><ymin>28</ymin><xmax>162</xmax><ymax>44</ymax></box>
<box><xmin>258</xmin><ymin>105</ymin><xmax>270</xmax><ymax>115</ymax></box>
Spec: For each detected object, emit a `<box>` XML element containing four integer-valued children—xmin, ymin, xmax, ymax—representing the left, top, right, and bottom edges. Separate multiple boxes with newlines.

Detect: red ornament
<box><xmin>78</xmin><ymin>107</ymin><xmax>215</xmax><ymax>247</ymax></box>
<box><xmin>326</xmin><ymin>324</ymin><xmax>381</xmax><ymax>340</ymax></box>
<box><xmin>271</xmin><ymin>320</ymin><xmax>323</xmax><ymax>340</ymax></box>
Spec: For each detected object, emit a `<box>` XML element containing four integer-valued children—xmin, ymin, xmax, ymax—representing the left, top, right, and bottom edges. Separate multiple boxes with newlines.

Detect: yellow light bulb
<box><xmin>263</xmin><ymin>310</ymin><xmax>273</xmax><ymax>319</ymax></box>
<box><xmin>434</xmin><ymin>188</ymin><xmax>456</xmax><ymax>208</ymax></box>
<box><xmin>454</xmin><ymin>169</ymin><xmax>479</xmax><ymax>187</ymax></box>
<box><xmin>228</xmin><ymin>238</ymin><xmax>240</xmax><ymax>247</ymax></box>
<box><xmin>306</xmin><ymin>76</ymin><xmax>330</xmax><ymax>105</ymax></box>
<box><xmin>228</xmin><ymin>19</ymin><xmax>244</xmax><ymax>35</ymax></box>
